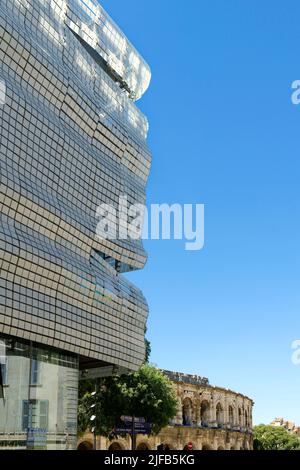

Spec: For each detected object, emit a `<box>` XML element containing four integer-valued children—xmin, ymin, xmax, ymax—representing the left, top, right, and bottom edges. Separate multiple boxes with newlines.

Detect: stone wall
<box><xmin>78</xmin><ymin>371</ymin><xmax>254</xmax><ymax>451</ymax></box>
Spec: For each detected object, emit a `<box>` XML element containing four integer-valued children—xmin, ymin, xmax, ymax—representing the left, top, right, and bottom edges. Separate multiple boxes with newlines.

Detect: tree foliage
<box><xmin>253</xmin><ymin>424</ymin><xmax>300</xmax><ymax>450</ymax></box>
<box><xmin>144</xmin><ymin>326</ymin><xmax>151</xmax><ymax>363</ymax></box>
<box><xmin>78</xmin><ymin>364</ymin><xmax>178</xmax><ymax>437</ymax></box>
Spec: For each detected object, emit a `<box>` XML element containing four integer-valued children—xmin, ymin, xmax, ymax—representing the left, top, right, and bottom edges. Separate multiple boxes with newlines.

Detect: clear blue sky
<box><xmin>100</xmin><ymin>0</ymin><xmax>300</xmax><ymax>425</ymax></box>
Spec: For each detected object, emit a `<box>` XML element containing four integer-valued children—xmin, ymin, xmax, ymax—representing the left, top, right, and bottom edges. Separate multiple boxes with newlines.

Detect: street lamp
<box><xmin>90</xmin><ymin>390</ymin><xmax>97</xmax><ymax>450</ymax></box>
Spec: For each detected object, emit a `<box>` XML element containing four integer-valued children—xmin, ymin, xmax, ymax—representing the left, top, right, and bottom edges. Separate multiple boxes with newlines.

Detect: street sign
<box><xmin>115</xmin><ymin>422</ymin><xmax>152</xmax><ymax>435</ymax></box>
<box><xmin>120</xmin><ymin>415</ymin><xmax>145</xmax><ymax>423</ymax></box>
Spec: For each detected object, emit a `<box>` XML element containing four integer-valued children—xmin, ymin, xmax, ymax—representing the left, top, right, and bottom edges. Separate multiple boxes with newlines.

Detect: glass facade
<box><xmin>0</xmin><ymin>1</ymin><xmax>151</xmax><ymax>448</ymax></box>
<box><xmin>0</xmin><ymin>0</ymin><xmax>151</xmax><ymax>372</ymax></box>
<box><xmin>0</xmin><ymin>334</ymin><xmax>79</xmax><ymax>450</ymax></box>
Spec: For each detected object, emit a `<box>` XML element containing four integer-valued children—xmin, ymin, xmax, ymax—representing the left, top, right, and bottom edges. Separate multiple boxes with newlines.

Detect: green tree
<box><xmin>253</xmin><ymin>424</ymin><xmax>300</xmax><ymax>450</ymax></box>
<box><xmin>144</xmin><ymin>325</ymin><xmax>151</xmax><ymax>363</ymax></box>
<box><xmin>78</xmin><ymin>364</ymin><xmax>178</xmax><ymax>437</ymax></box>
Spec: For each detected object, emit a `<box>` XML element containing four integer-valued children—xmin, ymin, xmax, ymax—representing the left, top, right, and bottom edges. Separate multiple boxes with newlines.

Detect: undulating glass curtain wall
<box><xmin>0</xmin><ymin>0</ymin><xmax>152</xmax><ymax>372</ymax></box>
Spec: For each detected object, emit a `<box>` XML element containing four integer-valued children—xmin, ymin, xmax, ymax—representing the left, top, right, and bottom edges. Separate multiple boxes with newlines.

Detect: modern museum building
<box><xmin>0</xmin><ymin>0</ymin><xmax>151</xmax><ymax>449</ymax></box>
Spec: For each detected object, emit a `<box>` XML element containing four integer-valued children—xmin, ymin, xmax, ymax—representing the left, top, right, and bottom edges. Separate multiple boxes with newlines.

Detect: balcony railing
<box><xmin>174</xmin><ymin>421</ymin><xmax>251</xmax><ymax>434</ymax></box>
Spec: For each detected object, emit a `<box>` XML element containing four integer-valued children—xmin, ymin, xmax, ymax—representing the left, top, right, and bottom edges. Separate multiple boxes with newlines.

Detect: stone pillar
<box><xmin>176</xmin><ymin>398</ymin><xmax>183</xmax><ymax>425</ymax></box>
<box><xmin>191</xmin><ymin>400</ymin><xmax>197</xmax><ymax>426</ymax></box>
<box><xmin>234</xmin><ymin>402</ymin><xmax>239</xmax><ymax>428</ymax></box>
<box><xmin>223</xmin><ymin>397</ymin><xmax>228</xmax><ymax>427</ymax></box>
<box><xmin>99</xmin><ymin>435</ymin><xmax>107</xmax><ymax>450</ymax></box>
<box><xmin>210</xmin><ymin>395</ymin><xmax>216</xmax><ymax>427</ymax></box>
<box><xmin>241</xmin><ymin>404</ymin><xmax>245</xmax><ymax>429</ymax></box>
<box><xmin>195</xmin><ymin>402</ymin><xmax>201</xmax><ymax>427</ymax></box>
<box><xmin>225</xmin><ymin>441</ymin><xmax>231</xmax><ymax>450</ymax></box>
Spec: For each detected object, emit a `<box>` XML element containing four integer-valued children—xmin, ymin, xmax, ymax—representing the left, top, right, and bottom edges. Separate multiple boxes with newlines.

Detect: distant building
<box><xmin>78</xmin><ymin>370</ymin><xmax>254</xmax><ymax>450</ymax></box>
<box><xmin>270</xmin><ymin>418</ymin><xmax>300</xmax><ymax>437</ymax></box>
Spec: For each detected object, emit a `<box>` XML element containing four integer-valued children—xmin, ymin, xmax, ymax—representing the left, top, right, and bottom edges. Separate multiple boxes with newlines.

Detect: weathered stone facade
<box><xmin>78</xmin><ymin>370</ymin><xmax>254</xmax><ymax>450</ymax></box>
<box><xmin>270</xmin><ymin>418</ymin><xmax>300</xmax><ymax>437</ymax></box>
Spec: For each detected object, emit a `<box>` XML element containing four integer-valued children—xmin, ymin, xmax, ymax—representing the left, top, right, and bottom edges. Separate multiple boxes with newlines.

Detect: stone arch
<box><xmin>164</xmin><ymin>443</ymin><xmax>173</xmax><ymax>451</ymax></box>
<box><xmin>136</xmin><ymin>441</ymin><xmax>150</xmax><ymax>450</ymax></box>
<box><xmin>216</xmin><ymin>402</ymin><xmax>224</xmax><ymax>427</ymax></box>
<box><xmin>182</xmin><ymin>397</ymin><xmax>193</xmax><ymax>426</ymax></box>
<box><xmin>108</xmin><ymin>440</ymin><xmax>127</xmax><ymax>451</ymax></box>
<box><xmin>228</xmin><ymin>405</ymin><xmax>234</xmax><ymax>426</ymax></box>
<box><xmin>183</xmin><ymin>441</ymin><xmax>196</xmax><ymax>451</ymax></box>
<box><xmin>200</xmin><ymin>400</ymin><xmax>210</xmax><ymax>427</ymax></box>
<box><xmin>77</xmin><ymin>440</ymin><xmax>93</xmax><ymax>451</ymax></box>
<box><xmin>217</xmin><ymin>446</ymin><xmax>225</xmax><ymax>450</ymax></box>
<box><xmin>230</xmin><ymin>446</ymin><xmax>235</xmax><ymax>450</ymax></box>
<box><xmin>238</xmin><ymin>407</ymin><xmax>243</xmax><ymax>426</ymax></box>
<box><xmin>201</xmin><ymin>444</ymin><xmax>211</xmax><ymax>450</ymax></box>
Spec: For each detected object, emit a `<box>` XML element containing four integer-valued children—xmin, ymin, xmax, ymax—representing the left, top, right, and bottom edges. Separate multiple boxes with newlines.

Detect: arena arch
<box><xmin>163</xmin><ymin>444</ymin><xmax>173</xmax><ymax>451</ymax></box>
<box><xmin>136</xmin><ymin>442</ymin><xmax>150</xmax><ymax>450</ymax></box>
<box><xmin>200</xmin><ymin>400</ymin><xmax>210</xmax><ymax>426</ymax></box>
<box><xmin>77</xmin><ymin>441</ymin><xmax>93</xmax><ymax>451</ymax></box>
<box><xmin>217</xmin><ymin>446</ymin><xmax>225</xmax><ymax>450</ymax></box>
<box><xmin>183</xmin><ymin>441</ymin><xmax>196</xmax><ymax>451</ymax></box>
<box><xmin>238</xmin><ymin>407</ymin><xmax>243</xmax><ymax>426</ymax></box>
<box><xmin>216</xmin><ymin>402</ymin><xmax>224</xmax><ymax>427</ymax></box>
<box><xmin>108</xmin><ymin>441</ymin><xmax>127</xmax><ymax>451</ymax></box>
<box><xmin>182</xmin><ymin>397</ymin><xmax>193</xmax><ymax>426</ymax></box>
<box><xmin>228</xmin><ymin>405</ymin><xmax>234</xmax><ymax>426</ymax></box>
<box><xmin>201</xmin><ymin>444</ymin><xmax>211</xmax><ymax>450</ymax></box>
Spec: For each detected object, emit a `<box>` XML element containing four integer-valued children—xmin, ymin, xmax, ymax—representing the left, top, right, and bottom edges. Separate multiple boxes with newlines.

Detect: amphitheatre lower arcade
<box><xmin>78</xmin><ymin>370</ymin><xmax>254</xmax><ymax>451</ymax></box>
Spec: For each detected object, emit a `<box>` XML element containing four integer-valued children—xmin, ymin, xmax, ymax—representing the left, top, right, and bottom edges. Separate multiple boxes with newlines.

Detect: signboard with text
<box><xmin>115</xmin><ymin>417</ymin><xmax>152</xmax><ymax>435</ymax></box>
<box><xmin>26</xmin><ymin>428</ymin><xmax>47</xmax><ymax>450</ymax></box>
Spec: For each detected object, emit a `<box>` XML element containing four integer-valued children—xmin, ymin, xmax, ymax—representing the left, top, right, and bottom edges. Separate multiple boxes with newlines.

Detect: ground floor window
<box><xmin>0</xmin><ymin>334</ymin><xmax>78</xmax><ymax>450</ymax></box>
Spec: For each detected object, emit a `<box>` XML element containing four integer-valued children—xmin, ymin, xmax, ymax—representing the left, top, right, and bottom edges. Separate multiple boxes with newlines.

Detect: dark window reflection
<box><xmin>0</xmin><ymin>335</ymin><xmax>78</xmax><ymax>450</ymax></box>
